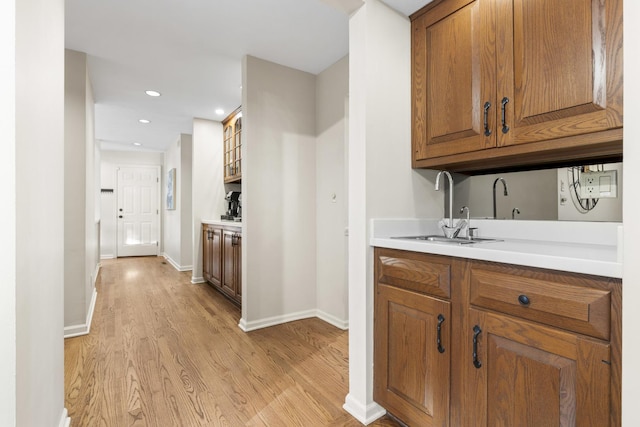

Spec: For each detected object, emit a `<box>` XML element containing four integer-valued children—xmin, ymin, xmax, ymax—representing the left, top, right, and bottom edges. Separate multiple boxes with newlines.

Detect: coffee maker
<box><xmin>221</xmin><ymin>191</ymin><xmax>241</xmax><ymax>221</ymax></box>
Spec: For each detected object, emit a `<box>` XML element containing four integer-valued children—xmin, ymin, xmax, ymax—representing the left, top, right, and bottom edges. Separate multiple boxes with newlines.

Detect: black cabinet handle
<box><xmin>483</xmin><ymin>101</ymin><xmax>492</xmax><ymax>136</ymax></box>
<box><xmin>118</xmin><ymin>215</ymin><xmax>123</xmax><ymax>219</ymax></box>
<box><xmin>518</xmin><ymin>294</ymin><xmax>530</xmax><ymax>306</ymax></box>
<box><xmin>501</xmin><ymin>97</ymin><xmax>510</xmax><ymax>134</ymax></box>
<box><xmin>472</xmin><ymin>325</ymin><xmax>482</xmax><ymax>369</ymax></box>
<box><xmin>437</xmin><ymin>314</ymin><xmax>445</xmax><ymax>353</ymax></box>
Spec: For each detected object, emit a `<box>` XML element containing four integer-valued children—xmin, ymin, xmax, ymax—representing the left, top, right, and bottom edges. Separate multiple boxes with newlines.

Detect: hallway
<box><xmin>64</xmin><ymin>257</ymin><xmax>399</xmax><ymax>426</ymax></box>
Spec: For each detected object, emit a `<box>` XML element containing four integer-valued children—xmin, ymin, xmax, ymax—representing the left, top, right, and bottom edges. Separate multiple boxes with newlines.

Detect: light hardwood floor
<box><xmin>65</xmin><ymin>256</ymin><xmax>401</xmax><ymax>426</ymax></box>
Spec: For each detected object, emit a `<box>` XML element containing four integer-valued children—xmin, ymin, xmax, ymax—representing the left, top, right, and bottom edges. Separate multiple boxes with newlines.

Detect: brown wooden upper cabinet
<box><xmin>223</xmin><ymin>107</ymin><xmax>242</xmax><ymax>183</ymax></box>
<box><xmin>411</xmin><ymin>0</ymin><xmax>623</xmax><ymax>173</ymax></box>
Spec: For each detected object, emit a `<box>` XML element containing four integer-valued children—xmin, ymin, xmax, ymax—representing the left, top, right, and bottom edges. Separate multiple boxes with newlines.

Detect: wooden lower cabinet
<box><xmin>222</xmin><ymin>229</ymin><xmax>241</xmax><ymax>302</ymax></box>
<box><xmin>202</xmin><ymin>224</ymin><xmax>241</xmax><ymax>305</ymax></box>
<box><xmin>374</xmin><ymin>283</ymin><xmax>451</xmax><ymax>427</ymax></box>
<box><xmin>203</xmin><ymin>225</ymin><xmax>222</xmax><ymax>286</ymax></box>
<box><xmin>466</xmin><ymin>308</ymin><xmax>611</xmax><ymax>427</ymax></box>
<box><xmin>373</xmin><ymin>248</ymin><xmax>621</xmax><ymax>427</ymax></box>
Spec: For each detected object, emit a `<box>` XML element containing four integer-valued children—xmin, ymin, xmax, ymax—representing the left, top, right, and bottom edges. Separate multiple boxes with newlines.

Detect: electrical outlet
<box><xmin>579</xmin><ymin>170</ymin><xmax>618</xmax><ymax>199</ymax></box>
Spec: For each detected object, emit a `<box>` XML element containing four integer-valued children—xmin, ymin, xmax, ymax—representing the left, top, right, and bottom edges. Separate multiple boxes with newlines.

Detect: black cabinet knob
<box><xmin>518</xmin><ymin>294</ymin><xmax>530</xmax><ymax>306</ymax></box>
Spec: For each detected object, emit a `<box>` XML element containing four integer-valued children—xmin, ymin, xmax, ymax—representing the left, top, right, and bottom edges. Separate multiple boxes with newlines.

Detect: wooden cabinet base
<box><xmin>373</xmin><ymin>248</ymin><xmax>621</xmax><ymax>427</ymax></box>
<box><xmin>202</xmin><ymin>223</ymin><xmax>241</xmax><ymax>306</ymax></box>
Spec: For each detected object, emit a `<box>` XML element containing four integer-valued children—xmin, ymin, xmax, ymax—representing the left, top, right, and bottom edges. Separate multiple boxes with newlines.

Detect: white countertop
<box><xmin>202</xmin><ymin>219</ymin><xmax>243</xmax><ymax>228</ymax></box>
<box><xmin>371</xmin><ymin>219</ymin><xmax>622</xmax><ymax>278</ymax></box>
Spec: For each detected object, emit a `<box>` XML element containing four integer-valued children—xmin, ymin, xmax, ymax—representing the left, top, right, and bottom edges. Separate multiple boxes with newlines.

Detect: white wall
<box><xmin>345</xmin><ymin>1</ymin><xmax>443</xmax><ymax>423</ymax></box>
<box><xmin>100</xmin><ymin>150</ymin><xmax>164</xmax><ymax>258</ymax></box>
<box><xmin>316</xmin><ymin>56</ymin><xmax>349</xmax><ymax>328</ymax></box>
<box><xmin>180</xmin><ymin>134</ymin><xmax>193</xmax><ymax>267</ymax></box>
<box><xmin>163</xmin><ymin>134</ymin><xmax>193</xmax><ymax>270</ymax></box>
<box><xmin>12</xmin><ymin>0</ymin><xmax>67</xmax><ymax>424</ymax></box>
<box><xmin>64</xmin><ymin>49</ymin><xmax>99</xmax><ymax>331</ymax></box>
<box><xmin>242</xmin><ymin>55</ymin><xmax>318</xmax><ymax>328</ymax></box>
<box><xmin>191</xmin><ymin>119</ymin><xmax>226</xmax><ymax>281</ymax></box>
<box><xmin>623</xmin><ymin>0</ymin><xmax>640</xmax><ymax>424</ymax></box>
<box><xmin>0</xmin><ymin>0</ymin><xmax>17</xmax><ymax>423</ymax></box>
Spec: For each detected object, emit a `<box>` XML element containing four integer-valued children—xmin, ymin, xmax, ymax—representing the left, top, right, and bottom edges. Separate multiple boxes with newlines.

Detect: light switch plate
<box><xmin>580</xmin><ymin>170</ymin><xmax>618</xmax><ymax>199</ymax></box>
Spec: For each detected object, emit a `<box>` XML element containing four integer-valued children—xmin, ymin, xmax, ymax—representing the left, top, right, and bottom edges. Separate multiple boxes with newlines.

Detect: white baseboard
<box><xmin>238</xmin><ymin>309</ymin><xmax>317</xmax><ymax>332</ymax></box>
<box><xmin>343</xmin><ymin>394</ymin><xmax>386</xmax><ymax>425</ymax></box>
<box><xmin>58</xmin><ymin>407</ymin><xmax>70</xmax><ymax>427</ymax></box>
<box><xmin>64</xmin><ymin>288</ymin><xmax>98</xmax><ymax>339</ymax></box>
<box><xmin>191</xmin><ymin>276</ymin><xmax>205</xmax><ymax>284</ymax></box>
<box><xmin>100</xmin><ymin>254</ymin><xmax>115</xmax><ymax>260</ymax></box>
<box><xmin>239</xmin><ymin>309</ymin><xmax>348</xmax><ymax>332</ymax></box>
<box><xmin>316</xmin><ymin>309</ymin><xmax>349</xmax><ymax>330</ymax></box>
<box><xmin>162</xmin><ymin>253</ymin><xmax>192</xmax><ymax>272</ymax></box>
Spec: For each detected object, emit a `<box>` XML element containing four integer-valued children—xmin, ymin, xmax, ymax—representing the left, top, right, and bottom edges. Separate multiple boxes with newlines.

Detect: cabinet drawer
<box><xmin>469</xmin><ymin>267</ymin><xmax>611</xmax><ymax>340</ymax></box>
<box><xmin>375</xmin><ymin>249</ymin><xmax>451</xmax><ymax>298</ymax></box>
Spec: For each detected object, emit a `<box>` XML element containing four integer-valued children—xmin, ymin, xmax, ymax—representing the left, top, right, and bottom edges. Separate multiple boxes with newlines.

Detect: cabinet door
<box><xmin>222</xmin><ymin>230</ymin><xmax>237</xmax><ymax>298</ymax></box>
<box><xmin>202</xmin><ymin>226</ymin><xmax>211</xmax><ymax>282</ymax></box>
<box><xmin>234</xmin><ymin>234</ymin><xmax>242</xmax><ymax>301</ymax></box>
<box><xmin>233</xmin><ymin>116</ymin><xmax>242</xmax><ymax>180</ymax></box>
<box><xmin>223</xmin><ymin>108</ymin><xmax>242</xmax><ymax>183</ymax></box>
<box><xmin>466</xmin><ymin>308</ymin><xmax>611</xmax><ymax>427</ymax></box>
<box><xmin>374</xmin><ymin>283</ymin><xmax>451</xmax><ymax>426</ymax></box>
<box><xmin>412</xmin><ymin>0</ymin><xmax>496</xmax><ymax>162</ymax></box>
<box><xmin>496</xmin><ymin>0</ymin><xmax>623</xmax><ymax>147</ymax></box>
<box><xmin>223</xmin><ymin>122</ymin><xmax>234</xmax><ymax>181</ymax></box>
<box><xmin>209</xmin><ymin>227</ymin><xmax>222</xmax><ymax>287</ymax></box>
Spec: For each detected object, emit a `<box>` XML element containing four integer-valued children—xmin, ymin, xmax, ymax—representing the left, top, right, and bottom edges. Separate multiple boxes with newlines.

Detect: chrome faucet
<box><xmin>460</xmin><ymin>206</ymin><xmax>470</xmax><ymax>239</ymax></box>
<box><xmin>492</xmin><ymin>177</ymin><xmax>509</xmax><ymax>219</ymax></box>
<box><xmin>512</xmin><ymin>207</ymin><xmax>520</xmax><ymax>219</ymax></box>
<box><xmin>435</xmin><ymin>170</ymin><xmax>454</xmax><ymax>228</ymax></box>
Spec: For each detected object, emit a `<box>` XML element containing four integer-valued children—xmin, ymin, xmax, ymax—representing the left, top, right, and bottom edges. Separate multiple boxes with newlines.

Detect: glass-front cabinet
<box><xmin>223</xmin><ymin>107</ymin><xmax>242</xmax><ymax>183</ymax></box>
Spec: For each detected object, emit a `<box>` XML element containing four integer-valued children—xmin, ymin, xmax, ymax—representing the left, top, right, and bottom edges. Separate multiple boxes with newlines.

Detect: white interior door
<box><xmin>117</xmin><ymin>166</ymin><xmax>160</xmax><ymax>257</ymax></box>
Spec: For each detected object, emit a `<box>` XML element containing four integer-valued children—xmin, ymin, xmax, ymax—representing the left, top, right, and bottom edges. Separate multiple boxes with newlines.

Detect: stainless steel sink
<box><xmin>391</xmin><ymin>235</ymin><xmax>502</xmax><ymax>245</ymax></box>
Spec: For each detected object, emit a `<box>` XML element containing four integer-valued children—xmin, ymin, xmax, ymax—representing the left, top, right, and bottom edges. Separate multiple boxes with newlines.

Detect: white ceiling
<box><xmin>65</xmin><ymin>0</ymin><xmax>429</xmax><ymax>152</ymax></box>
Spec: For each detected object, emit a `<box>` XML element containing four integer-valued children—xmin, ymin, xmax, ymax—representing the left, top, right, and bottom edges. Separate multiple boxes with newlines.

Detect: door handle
<box><xmin>483</xmin><ymin>101</ymin><xmax>492</xmax><ymax>136</ymax></box>
<box><xmin>501</xmin><ymin>97</ymin><xmax>510</xmax><ymax>134</ymax></box>
<box><xmin>437</xmin><ymin>314</ymin><xmax>445</xmax><ymax>353</ymax></box>
<box><xmin>472</xmin><ymin>325</ymin><xmax>482</xmax><ymax>368</ymax></box>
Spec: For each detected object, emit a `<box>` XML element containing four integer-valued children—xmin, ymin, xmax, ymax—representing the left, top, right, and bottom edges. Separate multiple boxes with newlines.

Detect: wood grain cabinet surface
<box><xmin>202</xmin><ymin>223</ymin><xmax>241</xmax><ymax>305</ymax></box>
<box><xmin>203</xmin><ymin>224</ymin><xmax>222</xmax><ymax>286</ymax></box>
<box><xmin>222</xmin><ymin>228</ymin><xmax>242</xmax><ymax>303</ymax></box>
<box><xmin>373</xmin><ymin>248</ymin><xmax>621</xmax><ymax>426</ymax></box>
<box><xmin>374</xmin><ymin>250</ymin><xmax>456</xmax><ymax>426</ymax></box>
<box><xmin>411</xmin><ymin>0</ymin><xmax>623</xmax><ymax>173</ymax></box>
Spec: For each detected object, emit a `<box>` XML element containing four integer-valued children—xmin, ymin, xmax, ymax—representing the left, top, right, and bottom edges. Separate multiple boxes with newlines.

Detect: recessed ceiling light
<box><xmin>145</xmin><ymin>90</ymin><xmax>161</xmax><ymax>97</ymax></box>
<box><xmin>215</xmin><ymin>109</ymin><xmax>224</xmax><ymax>115</ymax></box>
<box><xmin>138</xmin><ymin>119</ymin><xmax>151</xmax><ymax>124</ymax></box>
<box><xmin>133</xmin><ymin>142</ymin><xmax>142</xmax><ymax>146</ymax></box>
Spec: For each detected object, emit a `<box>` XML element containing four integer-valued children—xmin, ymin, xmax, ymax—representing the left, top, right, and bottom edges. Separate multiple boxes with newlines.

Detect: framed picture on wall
<box><xmin>166</xmin><ymin>168</ymin><xmax>176</xmax><ymax>210</ymax></box>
